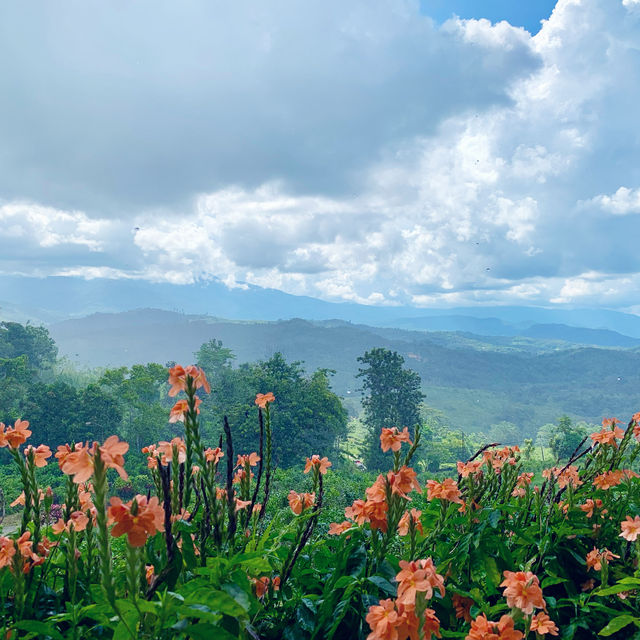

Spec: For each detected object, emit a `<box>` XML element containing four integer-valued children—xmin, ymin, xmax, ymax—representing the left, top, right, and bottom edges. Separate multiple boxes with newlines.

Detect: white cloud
<box><xmin>590</xmin><ymin>187</ymin><xmax>640</xmax><ymax>215</ymax></box>
<box><xmin>2</xmin><ymin>0</ymin><xmax>640</xmax><ymax>310</ymax></box>
<box><xmin>0</xmin><ymin>202</ymin><xmax>111</xmax><ymax>251</ymax></box>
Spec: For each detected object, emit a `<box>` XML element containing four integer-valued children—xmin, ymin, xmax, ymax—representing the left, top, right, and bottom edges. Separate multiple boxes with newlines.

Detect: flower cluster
<box><xmin>366</xmin><ymin>558</ymin><xmax>444</xmax><ymax>640</ymax></box>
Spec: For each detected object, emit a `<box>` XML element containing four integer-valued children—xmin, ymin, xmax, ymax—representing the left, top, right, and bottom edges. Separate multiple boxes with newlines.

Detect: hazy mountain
<box><xmin>3</xmin><ymin>274</ymin><xmax>640</xmax><ymax>337</ymax></box>
<box><xmin>49</xmin><ymin>309</ymin><xmax>640</xmax><ymax>434</ymax></box>
<box><xmin>521</xmin><ymin>324</ymin><xmax>640</xmax><ymax>348</ymax></box>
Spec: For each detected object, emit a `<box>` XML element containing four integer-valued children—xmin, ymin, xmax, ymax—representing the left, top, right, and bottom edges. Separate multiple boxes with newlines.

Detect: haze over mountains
<box><xmin>4</xmin><ymin>275</ymin><xmax>640</xmax><ymax>337</ymax></box>
<box><xmin>3</xmin><ymin>275</ymin><xmax>640</xmax><ymax>435</ymax></box>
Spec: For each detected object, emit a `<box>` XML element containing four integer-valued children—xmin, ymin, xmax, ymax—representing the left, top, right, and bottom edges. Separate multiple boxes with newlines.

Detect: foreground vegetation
<box><xmin>0</xmin><ymin>361</ymin><xmax>639</xmax><ymax>639</ymax></box>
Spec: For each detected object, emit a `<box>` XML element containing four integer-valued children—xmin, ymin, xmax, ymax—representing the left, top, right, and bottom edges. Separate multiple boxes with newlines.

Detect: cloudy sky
<box><xmin>1</xmin><ymin>0</ymin><xmax>640</xmax><ymax>310</ymax></box>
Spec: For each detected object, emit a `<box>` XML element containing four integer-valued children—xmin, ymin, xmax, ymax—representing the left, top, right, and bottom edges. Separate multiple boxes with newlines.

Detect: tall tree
<box><xmin>357</xmin><ymin>348</ymin><xmax>424</xmax><ymax>469</ymax></box>
<box><xmin>196</xmin><ymin>346</ymin><xmax>348</xmax><ymax>467</ymax></box>
<box><xmin>0</xmin><ymin>322</ymin><xmax>57</xmax><ymax>374</ymax></box>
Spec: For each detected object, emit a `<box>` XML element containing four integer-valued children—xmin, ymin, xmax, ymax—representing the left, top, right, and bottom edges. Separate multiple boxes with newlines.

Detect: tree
<box><xmin>196</xmin><ymin>347</ymin><xmax>348</xmax><ymax>467</ymax></box>
<box><xmin>0</xmin><ymin>322</ymin><xmax>57</xmax><ymax>375</ymax></box>
<box><xmin>357</xmin><ymin>348</ymin><xmax>424</xmax><ymax>470</ymax></box>
<box><xmin>549</xmin><ymin>415</ymin><xmax>589</xmax><ymax>460</ymax></box>
<box><xmin>97</xmin><ymin>364</ymin><xmax>171</xmax><ymax>450</ymax></box>
<box><xmin>488</xmin><ymin>421</ymin><xmax>520</xmax><ymax>446</ymax></box>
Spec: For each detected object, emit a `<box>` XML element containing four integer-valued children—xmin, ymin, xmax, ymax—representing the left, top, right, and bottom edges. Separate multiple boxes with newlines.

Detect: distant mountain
<box><xmin>521</xmin><ymin>324</ymin><xmax>640</xmax><ymax>348</ymax></box>
<box><xmin>49</xmin><ymin>309</ymin><xmax>640</xmax><ymax>435</ymax></box>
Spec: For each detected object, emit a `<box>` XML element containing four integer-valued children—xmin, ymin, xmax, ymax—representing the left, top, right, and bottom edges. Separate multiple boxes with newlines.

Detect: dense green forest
<box><xmin>0</xmin><ymin>319</ymin><xmax>601</xmax><ymax>485</ymax></box>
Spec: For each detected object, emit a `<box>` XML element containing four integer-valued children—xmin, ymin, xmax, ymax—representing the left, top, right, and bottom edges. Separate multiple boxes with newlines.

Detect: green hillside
<box><xmin>48</xmin><ymin>310</ymin><xmax>640</xmax><ymax>436</ymax></box>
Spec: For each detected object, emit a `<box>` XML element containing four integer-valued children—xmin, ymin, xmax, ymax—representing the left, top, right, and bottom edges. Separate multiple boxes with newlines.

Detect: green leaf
<box><xmin>11</xmin><ymin>621</ymin><xmax>65</xmax><ymax>640</ymax></box>
<box><xmin>367</xmin><ymin>575</ymin><xmax>397</xmax><ymax>596</ymax></box>
<box><xmin>185</xmin><ymin>588</ymin><xmax>247</xmax><ymax>617</ymax></box>
<box><xmin>542</xmin><ymin>576</ymin><xmax>567</xmax><ymax>589</ymax></box>
<box><xmin>483</xmin><ymin>556</ymin><xmax>501</xmax><ymax>592</ymax></box>
<box><xmin>334</xmin><ymin>575</ymin><xmax>357</xmax><ymax>590</ymax></box>
<box><xmin>181</xmin><ymin>623</ymin><xmax>237</xmax><ymax>640</ymax></box>
<box><xmin>297</xmin><ymin>598</ymin><xmax>317</xmax><ymax>632</ymax></box>
<box><xmin>599</xmin><ymin>615</ymin><xmax>640</xmax><ymax>636</ymax></box>
<box><xmin>595</xmin><ymin>583</ymin><xmax>639</xmax><ymax>596</ymax></box>
<box><xmin>346</xmin><ymin>544</ymin><xmax>367</xmax><ymax>577</ymax></box>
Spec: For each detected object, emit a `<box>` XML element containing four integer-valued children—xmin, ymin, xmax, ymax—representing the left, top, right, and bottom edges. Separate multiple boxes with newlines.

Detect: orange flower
<box><xmin>379</xmin><ymin>427</ymin><xmax>412</xmax><ymax>453</ymax></box>
<box><xmin>235</xmin><ymin>498</ymin><xmax>251</xmax><ymax>512</ymax></box>
<box><xmin>255</xmin><ymin>392</ymin><xmax>275</xmax><ymax>409</ymax></box>
<box><xmin>254</xmin><ymin>576</ymin><xmax>270</xmax><ymax>598</ymax></box>
<box><xmin>157</xmin><ymin>437</ymin><xmax>186</xmax><ymax>465</ymax></box>
<box><xmin>288</xmin><ymin>490</ymin><xmax>315</xmax><ymax>515</ymax></box>
<box><xmin>0</xmin><ymin>537</ymin><xmax>16</xmax><ymax>568</ymax></box>
<box><xmin>457</xmin><ymin>459</ymin><xmax>484</xmax><ymax>478</ymax></box>
<box><xmin>452</xmin><ymin>594</ymin><xmax>473</xmax><ymax>622</ymax></box>
<box><xmin>593</xmin><ymin>470</ymin><xmax>624</xmax><ymax>490</ymax></box>
<box><xmin>52</xmin><ymin>510</ymin><xmax>90</xmax><ymax>535</ymax></box>
<box><xmin>396</xmin><ymin>558</ymin><xmax>445</xmax><ymax>605</ymax></box>
<box><xmin>146</xmin><ymin>564</ymin><xmax>155</xmax><ymax>585</ymax></box>
<box><xmin>395</xmin><ymin>602</ymin><xmax>420</xmax><ymax>640</ymax></box>
<box><xmin>586</xmin><ymin>547</ymin><xmax>619</xmax><ymax>571</ymax></box>
<box><xmin>60</xmin><ymin>444</ymin><xmax>94</xmax><ymax>483</ymax></box>
<box><xmin>345</xmin><ymin>499</ymin><xmax>368</xmax><ymax>525</ymax></box>
<box><xmin>500</xmin><ymin>571</ymin><xmax>545</xmax><ymax>615</ymax></box>
<box><xmin>237</xmin><ymin>452</ymin><xmax>261</xmax><ymax>468</ymax></box>
<box><xmin>397</xmin><ymin>509</ymin><xmax>423</xmax><ymax>536</ymax></box>
<box><xmin>388</xmin><ymin>466</ymin><xmax>420</xmax><ymax>499</ymax></box>
<box><xmin>366</xmin><ymin>475</ymin><xmax>388</xmax><ymax>503</ymax></box>
<box><xmin>590</xmin><ymin>419</ymin><xmax>624</xmax><ymax>446</ymax></box>
<box><xmin>530</xmin><ymin>612</ymin><xmax>559</xmax><ymax>636</ymax></box>
<box><xmin>204</xmin><ymin>447</ymin><xmax>224</xmax><ymax>464</ymax></box>
<box><xmin>16</xmin><ymin>531</ymin><xmax>38</xmax><ymax>562</ymax></box>
<box><xmin>233</xmin><ymin>468</ymin><xmax>250</xmax><ymax>484</ymax></box>
<box><xmin>99</xmin><ymin>435</ymin><xmax>129</xmax><ymax>480</ymax></box>
<box><xmin>516</xmin><ymin>472</ymin><xmax>533</xmax><ymax>487</ymax></box>
<box><xmin>11</xmin><ymin>492</ymin><xmax>27</xmax><ymax>507</ymax></box>
<box><xmin>142</xmin><ymin>444</ymin><xmax>160</xmax><ymax>469</ymax></box>
<box><xmin>581</xmin><ymin>579</ymin><xmax>595</xmax><ymax>592</ymax></box>
<box><xmin>37</xmin><ymin>537</ymin><xmax>54</xmax><ymax>559</ymax></box>
<box><xmin>328</xmin><ymin>521</ymin><xmax>353</xmax><ymax>535</ymax></box>
<box><xmin>167</xmin><ymin>365</ymin><xmax>186</xmax><ymax>396</ymax></box>
<box><xmin>365</xmin><ymin>599</ymin><xmax>399</xmax><ymax>640</ymax></box>
<box><xmin>24</xmin><ymin>444</ymin><xmax>52</xmax><ymax>467</ymax></box>
<box><xmin>0</xmin><ymin>423</ymin><xmax>6</xmax><ymax>448</ymax></box>
<box><xmin>579</xmin><ymin>498</ymin><xmax>605</xmax><ymax>519</ymax></box>
<box><xmin>4</xmin><ymin>419</ymin><xmax>32</xmax><ymax>449</ymax></box>
<box><xmin>169</xmin><ymin>397</ymin><xmax>201</xmax><ymax>423</ymax></box>
<box><xmin>426</xmin><ymin>478</ymin><xmax>462</xmax><ymax>504</ymax></box>
<box><xmin>421</xmin><ymin>608</ymin><xmax>441</xmax><ymax>640</ymax></box>
<box><xmin>364</xmin><ymin>500</ymin><xmax>388</xmax><ymax>532</ymax></box>
<box><xmin>168</xmin><ymin>365</ymin><xmax>210</xmax><ymax>397</ymax></box>
<box><xmin>55</xmin><ymin>444</ymin><xmax>76</xmax><ymax>469</ymax></box>
<box><xmin>304</xmin><ymin>455</ymin><xmax>332</xmax><ymax>475</ymax></box>
<box><xmin>184</xmin><ymin>365</ymin><xmax>211</xmax><ymax>393</ymax></box>
<box><xmin>108</xmin><ymin>495</ymin><xmax>165</xmax><ymax>547</ymax></box>
<box><xmin>556</xmin><ymin>466</ymin><xmax>582</xmax><ymax>489</ymax></box>
<box><xmin>467</xmin><ymin>614</ymin><xmax>523</xmax><ymax>640</ymax></box>
<box><xmin>620</xmin><ymin>515</ymin><xmax>640</xmax><ymax>542</ymax></box>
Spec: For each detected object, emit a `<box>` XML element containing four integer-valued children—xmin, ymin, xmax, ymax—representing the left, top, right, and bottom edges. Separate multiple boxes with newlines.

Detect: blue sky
<box><xmin>1</xmin><ymin>0</ymin><xmax>640</xmax><ymax>312</ymax></box>
<box><xmin>420</xmin><ymin>0</ymin><xmax>557</xmax><ymax>34</ymax></box>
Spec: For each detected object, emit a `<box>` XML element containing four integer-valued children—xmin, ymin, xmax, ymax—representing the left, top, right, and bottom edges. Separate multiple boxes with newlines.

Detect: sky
<box><xmin>1</xmin><ymin>0</ymin><xmax>640</xmax><ymax>311</ymax></box>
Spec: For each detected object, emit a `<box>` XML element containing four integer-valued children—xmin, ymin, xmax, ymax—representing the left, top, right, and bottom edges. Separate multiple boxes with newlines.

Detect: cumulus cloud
<box><xmin>0</xmin><ymin>0</ymin><xmax>536</xmax><ymax>212</ymax></box>
<box><xmin>1</xmin><ymin>0</ymin><xmax>640</xmax><ymax>310</ymax></box>
<box><xmin>589</xmin><ymin>187</ymin><xmax>640</xmax><ymax>215</ymax></box>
